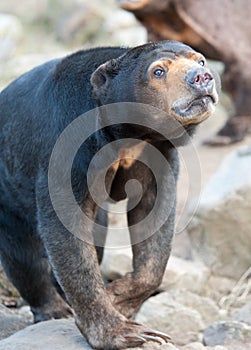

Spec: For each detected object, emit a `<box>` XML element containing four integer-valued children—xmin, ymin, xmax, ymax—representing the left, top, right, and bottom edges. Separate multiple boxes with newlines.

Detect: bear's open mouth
<box><xmin>172</xmin><ymin>94</ymin><xmax>216</xmax><ymax>119</ymax></box>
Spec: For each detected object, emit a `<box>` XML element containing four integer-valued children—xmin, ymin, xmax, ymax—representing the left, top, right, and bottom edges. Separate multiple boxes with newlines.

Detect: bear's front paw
<box><xmin>76</xmin><ymin>316</ymin><xmax>171</xmax><ymax>349</ymax></box>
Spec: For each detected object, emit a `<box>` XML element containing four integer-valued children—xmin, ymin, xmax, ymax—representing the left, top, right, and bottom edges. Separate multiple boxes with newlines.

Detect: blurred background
<box><xmin>0</xmin><ymin>0</ymin><xmax>147</xmax><ymax>90</ymax></box>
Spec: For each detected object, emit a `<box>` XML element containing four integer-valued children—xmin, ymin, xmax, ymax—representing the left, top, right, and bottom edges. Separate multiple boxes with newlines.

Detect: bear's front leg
<box><xmin>107</xmin><ymin>204</ymin><xmax>175</xmax><ymax>320</ymax></box>
<box><xmin>107</xmin><ymin>148</ymin><xmax>178</xmax><ymax>319</ymax></box>
<box><xmin>37</xmin><ymin>181</ymin><xmax>170</xmax><ymax>349</ymax></box>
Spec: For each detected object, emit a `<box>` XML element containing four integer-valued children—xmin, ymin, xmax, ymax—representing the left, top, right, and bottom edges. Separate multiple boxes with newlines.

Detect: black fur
<box><xmin>0</xmin><ymin>41</ymin><xmax>220</xmax><ymax>349</ymax></box>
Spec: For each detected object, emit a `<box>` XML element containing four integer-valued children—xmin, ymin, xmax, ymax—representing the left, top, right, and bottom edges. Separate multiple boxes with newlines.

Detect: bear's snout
<box><xmin>185</xmin><ymin>67</ymin><xmax>214</xmax><ymax>95</ymax></box>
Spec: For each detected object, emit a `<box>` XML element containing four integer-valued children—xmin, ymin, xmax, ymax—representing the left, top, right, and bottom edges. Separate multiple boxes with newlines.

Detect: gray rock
<box><xmin>203</xmin><ymin>321</ymin><xmax>251</xmax><ymax>347</ymax></box>
<box><xmin>136</xmin><ymin>291</ymin><xmax>204</xmax><ymax>345</ymax></box>
<box><xmin>173</xmin><ymin>291</ymin><xmax>221</xmax><ymax>326</ymax></box>
<box><xmin>232</xmin><ymin>302</ymin><xmax>251</xmax><ymax>325</ymax></box>
<box><xmin>187</xmin><ymin>145</ymin><xmax>251</xmax><ymax>279</ymax></box>
<box><xmin>204</xmin><ymin>275</ymin><xmax>236</xmax><ymax>300</ymax></box>
<box><xmin>160</xmin><ymin>256</ymin><xmax>210</xmax><ymax>294</ymax></box>
<box><xmin>0</xmin><ymin>305</ymin><xmax>31</xmax><ymax>340</ymax></box>
<box><xmin>0</xmin><ymin>318</ymin><xmax>180</xmax><ymax>350</ymax></box>
<box><xmin>0</xmin><ymin>319</ymin><xmax>92</xmax><ymax>350</ymax></box>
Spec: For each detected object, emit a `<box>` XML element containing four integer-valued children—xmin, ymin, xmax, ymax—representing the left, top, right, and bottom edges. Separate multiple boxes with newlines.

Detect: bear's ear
<box><xmin>91</xmin><ymin>59</ymin><xmax>119</xmax><ymax>92</ymax></box>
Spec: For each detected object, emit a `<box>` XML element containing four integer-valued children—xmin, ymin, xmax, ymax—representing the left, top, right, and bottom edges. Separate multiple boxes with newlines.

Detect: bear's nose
<box><xmin>186</xmin><ymin>68</ymin><xmax>214</xmax><ymax>92</ymax></box>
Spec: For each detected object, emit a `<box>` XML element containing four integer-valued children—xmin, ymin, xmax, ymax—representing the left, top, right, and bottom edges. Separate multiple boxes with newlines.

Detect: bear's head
<box><xmin>91</xmin><ymin>40</ymin><xmax>220</xmax><ymax>128</ymax></box>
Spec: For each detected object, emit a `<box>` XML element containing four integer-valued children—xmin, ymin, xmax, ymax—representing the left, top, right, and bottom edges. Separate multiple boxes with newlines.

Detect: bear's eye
<box><xmin>198</xmin><ymin>59</ymin><xmax>205</xmax><ymax>67</ymax></box>
<box><xmin>153</xmin><ymin>67</ymin><xmax>166</xmax><ymax>79</ymax></box>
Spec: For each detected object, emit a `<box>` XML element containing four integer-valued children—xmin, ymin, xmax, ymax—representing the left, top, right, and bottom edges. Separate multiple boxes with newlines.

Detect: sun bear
<box><xmin>0</xmin><ymin>41</ymin><xmax>220</xmax><ymax>349</ymax></box>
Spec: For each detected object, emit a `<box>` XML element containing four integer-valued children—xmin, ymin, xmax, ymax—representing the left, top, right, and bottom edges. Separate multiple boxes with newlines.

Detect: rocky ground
<box><xmin>0</xmin><ymin>1</ymin><xmax>251</xmax><ymax>349</ymax></box>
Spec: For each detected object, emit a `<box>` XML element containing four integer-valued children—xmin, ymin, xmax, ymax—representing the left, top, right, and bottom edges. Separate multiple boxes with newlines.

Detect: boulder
<box><xmin>0</xmin><ymin>317</ymin><xmax>179</xmax><ymax>350</ymax></box>
<box><xmin>187</xmin><ymin>145</ymin><xmax>251</xmax><ymax>279</ymax></box>
<box><xmin>0</xmin><ymin>319</ymin><xmax>91</xmax><ymax>350</ymax></box>
<box><xmin>136</xmin><ymin>291</ymin><xmax>204</xmax><ymax>345</ymax></box>
<box><xmin>203</xmin><ymin>321</ymin><xmax>251</xmax><ymax>348</ymax></box>
<box><xmin>160</xmin><ymin>256</ymin><xmax>210</xmax><ymax>294</ymax></box>
<box><xmin>173</xmin><ymin>291</ymin><xmax>221</xmax><ymax>326</ymax></box>
<box><xmin>204</xmin><ymin>275</ymin><xmax>236</xmax><ymax>300</ymax></box>
<box><xmin>4</xmin><ymin>317</ymin><xmax>248</xmax><ymax>350</ymax></box>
